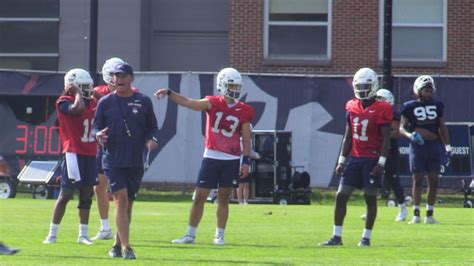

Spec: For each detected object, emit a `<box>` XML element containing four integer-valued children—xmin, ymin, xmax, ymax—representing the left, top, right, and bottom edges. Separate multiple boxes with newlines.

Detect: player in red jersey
<box><xmin>90</xmin><ymin>57</ymin><xmax>124</xmax><ymax>241</ymax></box>
<box><xmin>155</xmin><ymin>67</ymin><xmax>255</xmax><ymax>245</ymax></box>
<box><xmin>43</xmin><ymin>68</ymin><xmax>98</xmax><ymax>245</ymax></box>
<box><xmin>320</xmin><ymin>68</ymin><xmax>392</xmax><ymax>247</ymax></box>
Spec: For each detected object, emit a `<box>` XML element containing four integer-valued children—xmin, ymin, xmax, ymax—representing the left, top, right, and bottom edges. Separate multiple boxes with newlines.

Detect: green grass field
<box><xmin>0</xmin><ymin>193</ymin><xmax>473</xmax><ymax>265</ymax></box>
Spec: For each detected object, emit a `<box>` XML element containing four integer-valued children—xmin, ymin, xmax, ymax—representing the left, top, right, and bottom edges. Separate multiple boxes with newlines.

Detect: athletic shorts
<box><xmin>61</xmin><ymin>154</ymin><xmax>98</xmax><ymax>190</ymax></box>
<box><xmin>340</xmin><ymin>157</ymin><xmax>380</xmax><ymax>190</ymax></box>
<box><xmin>104</xmin><ymin>167</ymin><xmax>144</xmax><ymax>201</ymax></box>
<box><xmin>196</xmin><ymin>158</ymin><xmax>240</xmax><ymax>189</ymax></box>
<box><xmin>409</xmin><ymin>139</ymin><xmax>441</xmax><ymax>174</ymax></box>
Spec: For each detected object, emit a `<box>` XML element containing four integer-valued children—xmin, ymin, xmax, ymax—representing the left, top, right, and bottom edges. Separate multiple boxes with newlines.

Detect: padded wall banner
<box><xmin>0</xmin><ymin>70</ymin><xmax>473</xmax><ymax>187</ymax></box>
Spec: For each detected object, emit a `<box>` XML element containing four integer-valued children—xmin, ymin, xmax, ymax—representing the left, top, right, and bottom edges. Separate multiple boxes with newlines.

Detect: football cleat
<box><xmin>108</xmin><ymin>245</ymin><xmax>122</xmax><ymax>258</ymax></box>
<box><xmin>213</xmin><ymin>236</ymin><xmax>225</xmax><ymax>245</ymax></box>
<box><xmin>424</xmin><ymin>216</ymin><xmax>441</xmax><ymax>224</ymax></box>
<box><xmin>42</xmin><ymin>235</ymin><xmax>57</xmax><ymax>244</ymax></box>
<box><xmin>395</xmin><ymin>208</ymin><xmax>408</xmax><ymax>222</ymax></box>
<box><xmin>122</xmin><ymin>247</ymin><xmax>136</xmax><ymax>260</ymax></box>
<box><xmin>91</xmin><ymin>229</ymin><xmax>113</xmax><ymax>240</ymax></box>
<box><xmin>319</xmin><ymin>236</ymin><xmax>343</xmax><ymax>246</ymax></box>
<box><xmin>357</xmin><ymin>237</ymin><xmax>371</xmax><ymax>247</ymax></box>
<box><xmin>408</xmin><ymin>216</ymin><xmax>421</xmax><ymax>224</ymax></box>
<box><xmin>171</xmin><ymin>235</ymin><xmax>195</xmax><ymax>244</ymax></box>
<box><xmin>0</xmin><ymin>243</ymin><xmax>20</xmax><ymax>255</ymax></box>
<box><xmin>77</xmin><ymin>236</ymin><xmax>93</xmax><ymax>245</ymax></box>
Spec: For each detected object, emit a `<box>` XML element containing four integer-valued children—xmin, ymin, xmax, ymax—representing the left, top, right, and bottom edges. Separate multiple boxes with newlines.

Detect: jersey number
<box><xmin>353</xmin><ymin>117</ymin><xmax>369</xmax><ymax>141</ymax></box>
<box><xmin>81</xmin><ymin>118</ymin><xmax>95</xmax><ymax>143</ymax></box>
<box><xmin>413</xmin><ymin>106</ymin><xmax>437</xmax><ymax>121</ymax></box>
<box><xmin>212</xmin><ymin>112</ymin><xmax>239</xmax><ymax>137</ymax></box>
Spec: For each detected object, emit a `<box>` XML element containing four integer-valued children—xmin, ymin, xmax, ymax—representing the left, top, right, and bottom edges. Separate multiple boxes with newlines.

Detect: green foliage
<box><xmin>0</xmin><ymin>196</ymin><xmax>473</xmax><ymax>265</ymax></box>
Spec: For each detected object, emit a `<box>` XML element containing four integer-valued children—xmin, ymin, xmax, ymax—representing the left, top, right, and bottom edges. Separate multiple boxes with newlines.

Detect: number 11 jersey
<box><xmin>346</xmin><ymin>99</ymin><xmax>393</xmax><ymax>158</ymax></box>
<box><xmin>204</xmin><ymin>95</ymin><xmax>255</xmax><ymax>156</ymax></box>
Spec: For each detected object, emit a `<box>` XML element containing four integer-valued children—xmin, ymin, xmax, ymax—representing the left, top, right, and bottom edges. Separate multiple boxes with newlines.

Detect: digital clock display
<box><xmin>14</xmin><ymin>124</ymin><xmax>61</xmax><ymax>155</ymax></box>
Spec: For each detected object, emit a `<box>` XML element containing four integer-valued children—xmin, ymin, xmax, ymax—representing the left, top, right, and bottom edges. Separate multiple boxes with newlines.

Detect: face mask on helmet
<box><xmin>352</xmin><ymin>68</ymin><xmax>379</xmax><ymax>100</ymax></box>
<box><xmin>216</xmin><ymin>67</ymin><xmax>243</xmax><ymax>100</ymax></box>
<box><xmin>375</xmin><ymin>88</ymin><xmax>395</xmax><ymax>106</ymax></box>
<box><xmin>64</xmin><ymin>68</ymin><xmax>94</xmax><ymax>98</ymax></box>
<box><xmin>413</xmin><ymin>75</ymin><xmax>436</xmax><ymax>95</ymax></box>
<box><xmin>102</xmin><ymin>57</ymin><xmax>125</xmax><ymax>85</ymax></box>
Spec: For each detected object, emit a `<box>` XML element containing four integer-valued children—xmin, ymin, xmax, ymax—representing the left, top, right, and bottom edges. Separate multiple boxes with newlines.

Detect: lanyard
<box><xmin>113</xmin><ymin>93</ymin><xmax>135</xmax><ymax>137</ymax></box>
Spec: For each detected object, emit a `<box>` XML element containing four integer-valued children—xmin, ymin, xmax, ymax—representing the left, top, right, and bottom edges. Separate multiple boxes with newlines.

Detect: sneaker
<box><xmin>319</xmin><ymin>236</ymin><xmax>343</xmax><ymax>246</ymax></box>
<box><xmin>122</xmin><ymin>247</ymin><xmax>136</xmax><ymax>260</ymax></box>
<box><xmin>77</xmin><ymin>236</ymin><xmax>93</xmax><ymax>245</ymax></box>
<box><xmin>0</xmin><ymin>243</ymin><xmax>19</xmax><ymax>255</ymax></box>
<box><xmin>395</xmin><ymin>208</ymin><xmax>408</xmax><ymax>222</ymax></box>
<box><xmin>171</xmin><ymin>235</ymin><xmax>195</xmax><ymax>244</ymax></box>
<box><xmin>42</xmin><ymin>235</ymin><xmax>57</xmax><ymax>244</ymax></box>
<box><xmin>358</xmin><ymin>237</ymin><xmax>371</xmax><ymax>247</ymax></box>
<box><xmin>424</xmin><ymin>216</ymin><xmax>441</xmax><ymax>224</ymax></box>
<box><xmin>108</xmin><ymin>245</ymin><xmax>122</xmax><ymax>258</ymax></box>
<box><xmin>91</xmin><ymin>229</ymin><xmax>113</xmax><ymax>240</ymax></box>
<box><xmin>213</xmin><ymin>236</ymin><xmax>224</xmax><ymax>245</ymax></box>
<box><xmin>408</xmin><ymin>216</ymin><xmax>421</xmax><ymax>224</ymax></box>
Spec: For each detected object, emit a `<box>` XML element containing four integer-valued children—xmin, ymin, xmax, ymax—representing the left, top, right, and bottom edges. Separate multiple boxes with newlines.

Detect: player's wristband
<box><xmin>445</xmin><ymin>144</ymin><xmax>452</xmax><ymax>152</ymax></box>
<box><xmin>167</xmin><ymin>89</ymin><xmax>172</xmax><ymax>96</ymax></box>
<box><xmin>337</xmin><ymin>155</ymin><xmax>346</xmax><ymax>165</ymax></box>
<box><xmin>377</xmin><ymin>156</ymin><xmax>387</xmax><ymax>167</ymax></box>
<box><xmin>242</xmin><ymin>155</ymin><xmax>250</xmax><ymax>165</ymax></box>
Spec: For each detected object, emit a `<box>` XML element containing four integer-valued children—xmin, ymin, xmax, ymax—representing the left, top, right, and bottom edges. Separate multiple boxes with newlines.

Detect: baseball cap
<box><xmin>111</xmin><ymin>63</ymin><xmax>134</xmax><ymax>76</ymax></box>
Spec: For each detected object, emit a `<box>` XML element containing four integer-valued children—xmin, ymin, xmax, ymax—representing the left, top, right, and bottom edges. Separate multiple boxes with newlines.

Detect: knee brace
<box><xmin>77</xmin><ymin>198</ymin><xmax>92</xmax><ymax>210</ymax></box>
<box><xmin>363</xmin><ymin>187</ymin><xmax>379</xmax><ymax>196</ymax></box>
<box><xmin>337</xmin><ymin>184</ymin><xmax>356</xmax><ymax>196</ymax></box>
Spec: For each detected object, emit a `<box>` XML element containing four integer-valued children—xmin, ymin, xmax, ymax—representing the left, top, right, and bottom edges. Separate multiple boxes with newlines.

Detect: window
<box><xmin>379</xmin><ymin>0</ymin><xmax>447</xmax><ymax>65</ymax></box>
<box><xmin>0</xmin><ymin>0</ymin><xmax>59</xmax><ymax>70</ymax></box>
<box><xmin>264</xmin><ymin>0</ymin><xmax>332</xmax><ymax>64</ymax></box>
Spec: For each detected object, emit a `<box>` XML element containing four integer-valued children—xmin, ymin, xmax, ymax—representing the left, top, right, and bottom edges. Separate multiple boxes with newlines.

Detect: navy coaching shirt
<box><xmin>93</xmin><ymin>92</ymin><xmax>158</xmax><ymax>169</ymax></box>
<box><xmin>401</xmin><ymin>99</ymin><xmax>444</xmax><ymax>136</ymax></box>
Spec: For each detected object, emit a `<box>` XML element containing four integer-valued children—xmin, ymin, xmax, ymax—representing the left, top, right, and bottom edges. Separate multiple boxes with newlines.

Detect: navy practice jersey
<box><xmin>390</xmin><ymin>107</ymin><xmax>401</xmax><ymax>150</ymax></box>
<box><xmin>93</xmin><ymin>92</ymin><xmax>158</xmax><ymax>168</ymax></box>
<box><xmin>401</xmin><ymin>99</ymin><xmax>444</xmax><ymax>136</ymax></box>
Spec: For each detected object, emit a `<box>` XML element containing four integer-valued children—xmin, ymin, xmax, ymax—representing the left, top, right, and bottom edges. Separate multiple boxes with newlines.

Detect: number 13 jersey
<box><xmin>205</xmin><ymin>96</ymin><xmax>255</xmax><ymax>156</ymax></box>
<box><xmin>346</xmin><ymin>99</ymin><xmax>393</xmax><ymax>158</ymax></box>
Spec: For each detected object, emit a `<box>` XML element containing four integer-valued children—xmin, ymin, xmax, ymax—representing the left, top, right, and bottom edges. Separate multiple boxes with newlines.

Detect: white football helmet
<box><xmin>216</xmin><ymin>67</ymin><xmax>243</xmax><ymax>100</ymax></box>
<box><xmin>102</xmin><ymin>57</ymin><xmax>125</xmax><ymax>85</ymax></box>
<box><xmin>376</xmin><ymin>88</ymin><xmax>395</xmax><ymax>106</ymax></box>
<box><xmin>352</xmin><ymin>68</ymin><xmax>379</xmax><ymax>100</ymax></box>
<box><xmin>64</xmin><ymin>68</ymin><xmax>93</xmax><ymax>98</ymax></box>
<box><xmin>413</xmin><ymin>75</ymin><xmax>436</xmax><ymax>95</ymax></box>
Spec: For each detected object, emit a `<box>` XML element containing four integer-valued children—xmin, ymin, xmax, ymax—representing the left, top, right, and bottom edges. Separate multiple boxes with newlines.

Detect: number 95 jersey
<box><xmin>401</xmin><ymin>99</ymin><xmax>444</xmax><ymax>136</ymax></box>
<box><xmin>346</xmin><ymin>99</ymin><xmax>393</xmax><ymax>158</ymax></box>
<box><xmin>205</xmin><ymin>96</ymin><xmax>255</xmax><ymax>156</ymax></box>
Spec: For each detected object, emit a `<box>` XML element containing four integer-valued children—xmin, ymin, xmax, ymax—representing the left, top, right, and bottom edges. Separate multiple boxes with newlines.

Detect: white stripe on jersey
<box><xmin>203</xmin><ymin>148</ymin><xmax>240</xmax><ymax>160</ymax></box>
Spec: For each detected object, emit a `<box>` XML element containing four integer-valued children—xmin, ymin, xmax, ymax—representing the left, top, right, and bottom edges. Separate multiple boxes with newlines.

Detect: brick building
<box><xmin>0</xmin><ymin>0</ymin><xmax>471</xmax><ymax>75</ymax></box>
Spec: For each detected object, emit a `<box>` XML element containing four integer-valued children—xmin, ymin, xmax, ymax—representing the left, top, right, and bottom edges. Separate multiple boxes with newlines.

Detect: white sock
<box><xmin>79</xmin><ymin>224</ymin><xmax>88</xmax><ymax>237</ymax></box>
<box><xmin>48</xmin><ymin>223</ymin><xmax>59</xmax><ymax>237</ymax></box>
<box><xmin>215</xmin><ymin>227</ymin><xmax>225</xmax><ymax>238</ymax></box>
<box><xmin>399</xmin><ymin>203</ymin><xmax>406</xmax><ymax>210</ymax></box>
<box><xmin>186</xmin><ymin>226</ymin><xmax>197</xmax><ymax>237</ymax></box>
<box><xmin>426</xmin><ymin>204</ymin><xmax>434</xmax><ymax>211</ymax></box>
<box><xmin>333</xmin><ymin>225</ymin><xmax>343</xmax><ymax>237</ymax></box>
<box><xmin>100</xmin><ymin>219</ymin><xmax>110</xmax><ymax>231</ymax></box>
<box><xmin>362</xmin><ymin>228</ymin><xmax>372</xmax><ymax>239</ymax></box>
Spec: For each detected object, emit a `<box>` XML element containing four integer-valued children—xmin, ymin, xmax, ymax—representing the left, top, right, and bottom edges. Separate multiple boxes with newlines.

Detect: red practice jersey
<box><xmin>204</xmin><ymin>96</ymin><xmax>255</xmax><ymax>156</ymax></box>
<box><xmin>346</xmin><ymin>99</ymin><xmax>393</xmax><ymax>158</ymax></box>
<box><xmin>56</xmin><ymin>96</ymin><xmax>97</xmax><ymax>156</ymax></box>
